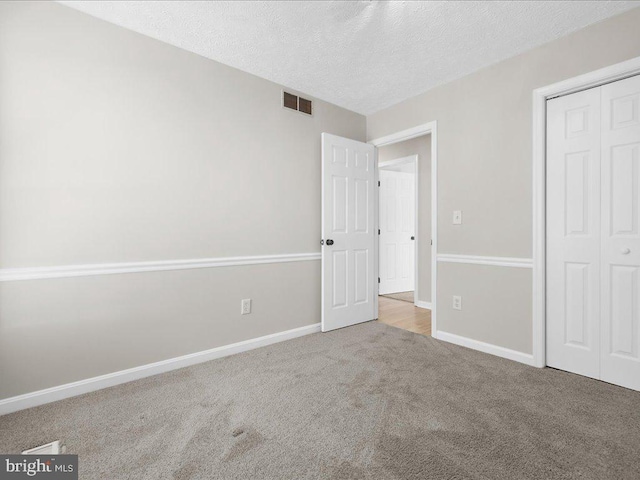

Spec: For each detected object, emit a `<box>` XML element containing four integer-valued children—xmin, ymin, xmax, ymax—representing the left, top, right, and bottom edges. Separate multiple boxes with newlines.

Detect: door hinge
<box><xmin>431</xmin><ymin>239</ymin><xmax>433</xmax><ymax>245</ymax></box>
<box><xmin>378</xmin><ymin>277</ymin><xmax>380</xmax><ymax>283</ymax></box>
<box><xmin>378</xmin><ymin>229</ymin><xmax>380</xmax><ymax>235</ymax></box>
<box><xmin>378</xmin><ymin>180</ymin><xmax>380</xmax><ymax>187</ymax></box>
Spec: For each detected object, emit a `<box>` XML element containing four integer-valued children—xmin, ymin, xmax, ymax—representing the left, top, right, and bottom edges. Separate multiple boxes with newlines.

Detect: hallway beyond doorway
<box><xmin>377</xmin><ymin>296</ymin><xmax>431</xmax><ymax>336</ymax></box>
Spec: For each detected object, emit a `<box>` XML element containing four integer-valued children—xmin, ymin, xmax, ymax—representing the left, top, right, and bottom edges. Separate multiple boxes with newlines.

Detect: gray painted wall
<box><xmin>378</xmin><ymin>136</ymin><xmax>431</xmax><ymax>304</ymax></box>
<box><xmin>367</xmin><ymin>7</ymin><xmax>640</xmax><ymax>354</ymax></box>
<box><xmin>0</xmin><ymin>2</ymin><xmax>365</xmax><ymax>400</ymax></box>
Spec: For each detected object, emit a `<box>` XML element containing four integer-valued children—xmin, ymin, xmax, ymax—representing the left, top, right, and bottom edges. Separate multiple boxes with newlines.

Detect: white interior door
<box><xmin>547</xmin><ymin>74</ymin><xmax>640</xmax><ymax>391</ymax></box>
<box><xmin>599</xmin><ymin>75</ymin><xmax>640</xmax><ymax>391</ymax></box>
<box><xmin>379</xmin><ymin>169</ymin><xmax>415</xmax><ymax>295</ymax></box>
<box><xmin>321</xmin><ymin>133</ymin><xmax>376</xmax><ymax>332</ymax></box>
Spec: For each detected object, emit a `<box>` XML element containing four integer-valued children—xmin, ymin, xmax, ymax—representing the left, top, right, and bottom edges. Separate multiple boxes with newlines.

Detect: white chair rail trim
<box><xmin>0</xmin><ymin>252</ymin><xmax>321</xmax><ymax>282</ymax></box>
<box><xmin>437</xmin><ymin>254</ymin><xmax>533</xmax><ymax>268</ymax></box>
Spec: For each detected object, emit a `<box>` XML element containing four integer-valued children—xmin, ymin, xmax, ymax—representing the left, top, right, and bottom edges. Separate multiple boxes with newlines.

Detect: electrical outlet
<box><xmin>453</xmin><ymin>210</ymin><xmax>462</xmax><ymax>225</ymax></box>
<box><xmin>241</xmin><ymin>299</ymin><xmax>252</xmax><ymax>315</ymax></box>
<box><xmin>452</xmin><ymin>295</ymin><xmax>462</xmax><ymax>310</ymax></box>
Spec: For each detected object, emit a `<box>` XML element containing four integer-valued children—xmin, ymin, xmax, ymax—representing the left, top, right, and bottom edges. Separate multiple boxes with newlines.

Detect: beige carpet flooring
<box><xmin>1</xmin><ymin>322</ymin><xmax>639</xmax><ymax>479</ymax></box>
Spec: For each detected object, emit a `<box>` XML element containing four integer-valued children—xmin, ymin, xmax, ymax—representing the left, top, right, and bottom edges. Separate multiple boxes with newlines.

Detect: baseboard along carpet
<box><xmin>1</xmin><ymin>322</ymin><xmax>639</xmax><ymax>479</ymax></box>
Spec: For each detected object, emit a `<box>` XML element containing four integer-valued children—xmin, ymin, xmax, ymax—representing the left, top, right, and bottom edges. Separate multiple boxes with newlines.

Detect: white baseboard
<box><xmin>0</xmin><ymin>323</ymin><xmax>321</xmax><ymax>416</ymax></box>
<box><xmin>415</xmin><ymin>301</ymin><xmax>431</xmax><ymax>310</ymax></box>
<box><xmin>435</xmin><ymin>330</ymin><xmax>535</xmax><ymax>366</ymax></box>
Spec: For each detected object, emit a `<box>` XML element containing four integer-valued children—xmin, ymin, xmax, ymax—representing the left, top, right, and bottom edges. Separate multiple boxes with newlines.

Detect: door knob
<box><xmin>326</xmin><ymin>239</ymin><xmax>334</xmax><ymax>246</ymax></box>
<box><xmin>621</xmin><ymin>247</ymin><xmax>631</xmax><ymax>255</ymax></box>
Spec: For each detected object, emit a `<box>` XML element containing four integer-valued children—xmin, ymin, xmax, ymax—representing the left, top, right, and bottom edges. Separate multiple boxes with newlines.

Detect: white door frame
<box><xmin>532</xmin><ymin>55</ymin><xmax>640</xmax><ymax>368</ymax></box>
<box><xmin>378</xmin><ymin>155</ymin><xmax>420</xmax><ymax>306</ymax></box>
<box><xmin>370</xmin><ymin>121</ymin><xmax>438</xmax><ymax>336</ymax></box>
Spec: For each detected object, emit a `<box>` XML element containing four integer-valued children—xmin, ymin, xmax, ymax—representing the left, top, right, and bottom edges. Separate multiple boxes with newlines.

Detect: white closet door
<box><xmin>546</xmin><ymin>87</ymin><xmax>602</xmax><ymax>379</ymax></box>
<box><xmin>600</xmin><ymin>75</ymin><xmax>640</xmax><ymax>391</ymax></box>
<box><xmin>379</xmin><ymin>169</ymin><xmax>415</xmax><ymax>295</ymax></box>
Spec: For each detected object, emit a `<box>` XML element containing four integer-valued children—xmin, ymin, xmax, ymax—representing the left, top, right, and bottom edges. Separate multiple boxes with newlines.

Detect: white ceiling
<box><xmin>58</xmin><ymin>1</ymin><xmax>638</xmax><ymax>115</ymax></box>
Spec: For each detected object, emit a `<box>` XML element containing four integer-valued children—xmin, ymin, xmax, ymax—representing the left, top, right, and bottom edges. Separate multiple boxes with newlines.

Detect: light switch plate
<box><xmin>453</xmin><ymin>210</ymin><xmax>462</xmax><ymax>225</ymax></box>
<box><xmin>453</xmin><ymin>295</ymin><xmax>462</xmax><ymax>310</ymax></box>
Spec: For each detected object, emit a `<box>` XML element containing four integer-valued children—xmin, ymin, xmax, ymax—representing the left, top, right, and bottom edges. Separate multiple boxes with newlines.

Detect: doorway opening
<box><xmin>379</xmin><ymin>155</ymin><xmax>416</xmax><ymax>303</ymax></box>
<box><xmin>320</xmin><ymin>122</ymin><xmax>437</xmax><ymax>335</ymax></box>
<box><xmin>376</xmin><ymin>135</ymin><xmax>432</xmax><ymax>336</ymax></box>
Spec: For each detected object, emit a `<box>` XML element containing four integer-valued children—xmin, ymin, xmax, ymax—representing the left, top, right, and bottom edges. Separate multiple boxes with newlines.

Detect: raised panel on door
<box><xmin>401</xmin><ymin>244</ymin><xmax>412</xmax><ymax>280</ymax></box>
<box><xmin>354</xmin><ymin>179</ymin><xmax>369</xmax><ymax>233</ymax></box>
<box><xmin>385</xmin><ymin>244</ymin><xmax>396</xmax><ymax>280</ymax></box>
<box><xmin>609</xmin><ymin>144</ymin><xmax>639</xmax><ymax>236</ymax></box>
<box><xmin>386</xmin><ymin>176</ymin><xmax>397</xmax><ymax>233</ymax></box>
<box><xmin>332</xmin><ymin>250</ymin><xmax>348</xmax><ymax>308</ymax></box>
<box><xmin>564</xmin><ymin>151</ymin><xmax>590</xmax><ymax>236</ymax></box>
<box><xmin>332</xmin><ymin>176</ymin><xmax>348</xmax><ymax>233</ymax></box>
<box><xmin>546</xmin><ymin>87</ymin><xmax>601</xmax><ymax>379</ymax></box>
<box><xmin>322</xmin><ymin>133</ymin><xmax>376</xmax><ymax>332</ymax></box>
<box><xmin>600</xmin><ymin>74</ymin><xmax>640</xmax><ymax>390</ymax></box>
<box><xmin>332</xmin><ymin>145</ymin><xmax>347</xmax><ymax>167</ymax></box>
<box><xmin>564</xmin><ymin>262</ymin><xmax>590</xmax><ymax>348</ymax></box>
<box><xmin>354</xmin><ymin>249</ymin><xmax>369</xmax><ymax>305</ymax></box>
<box><xmin>609</xmin><ymin>265</ymin><xmax>639</xmax><ymax>358</ymax></box>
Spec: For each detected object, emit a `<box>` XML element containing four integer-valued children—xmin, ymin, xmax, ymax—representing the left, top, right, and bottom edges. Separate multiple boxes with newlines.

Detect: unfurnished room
<box><xmin>1</xmin><ymin>1</ymin><xmax>639</xmax><ymax>479</ymax></box>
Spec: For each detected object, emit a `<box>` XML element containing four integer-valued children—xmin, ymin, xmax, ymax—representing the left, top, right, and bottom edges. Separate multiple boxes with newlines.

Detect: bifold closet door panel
<box><xmin>600</xmin><ymin>74</ymin><xmax>640</xmax><ymax>391</ymax></box>
<box><xmin>546</xmin><ymin>87</ymin><xmax>602</xmax><ymax>380</ymax></box>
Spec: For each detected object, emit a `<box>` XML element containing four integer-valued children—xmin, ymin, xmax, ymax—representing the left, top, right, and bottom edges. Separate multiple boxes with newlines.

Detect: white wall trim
<box><xmin>370</xmin><ymin>122</ymin><xmax>436</xmax><ymax>148</ymax></box>
<box><xmin>0</xmin><ymin>252</ymin><xmax>321</xmax><ymax>282</ymax></box>
<box><xmin>532</xmin><ymin>55</ymin><xmax>640</xmax><ymax>369</ymax></box>
<box><xmin>436</xmin><ymin>331</ymin><xmax>535</xmax><ymax>366</ymax></box>
<box><xmin>415</xmin><ymin>301</ymin><xmax>432</xmax><ymax>310</ymax></box>
<box><xmin>370</xmin><ymin>121</ymin><xmax>437</xmax><ymax>333</ymax></box>
<box><xmin>0</xmin><ymin>323</ymin><xmax>321</xmax><ymax>416</ymax></box>
<box><xmin>437</xmin><ymin>254</ymin><xmax>533</xmax><ymax>268</ymax></box>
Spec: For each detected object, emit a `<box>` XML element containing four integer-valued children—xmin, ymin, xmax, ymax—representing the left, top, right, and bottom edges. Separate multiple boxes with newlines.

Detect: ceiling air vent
<box><xmin>282</xmin><ymin>91</ymin><xmax>313</xmax><ymax>116</ymax></box>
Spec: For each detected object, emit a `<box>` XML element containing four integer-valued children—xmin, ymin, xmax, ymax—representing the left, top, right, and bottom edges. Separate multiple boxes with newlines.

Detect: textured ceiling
<box><xmin>58</xmin><ymin>1</ymin><xmax>639</xmax><ymax>115</ymax></box>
